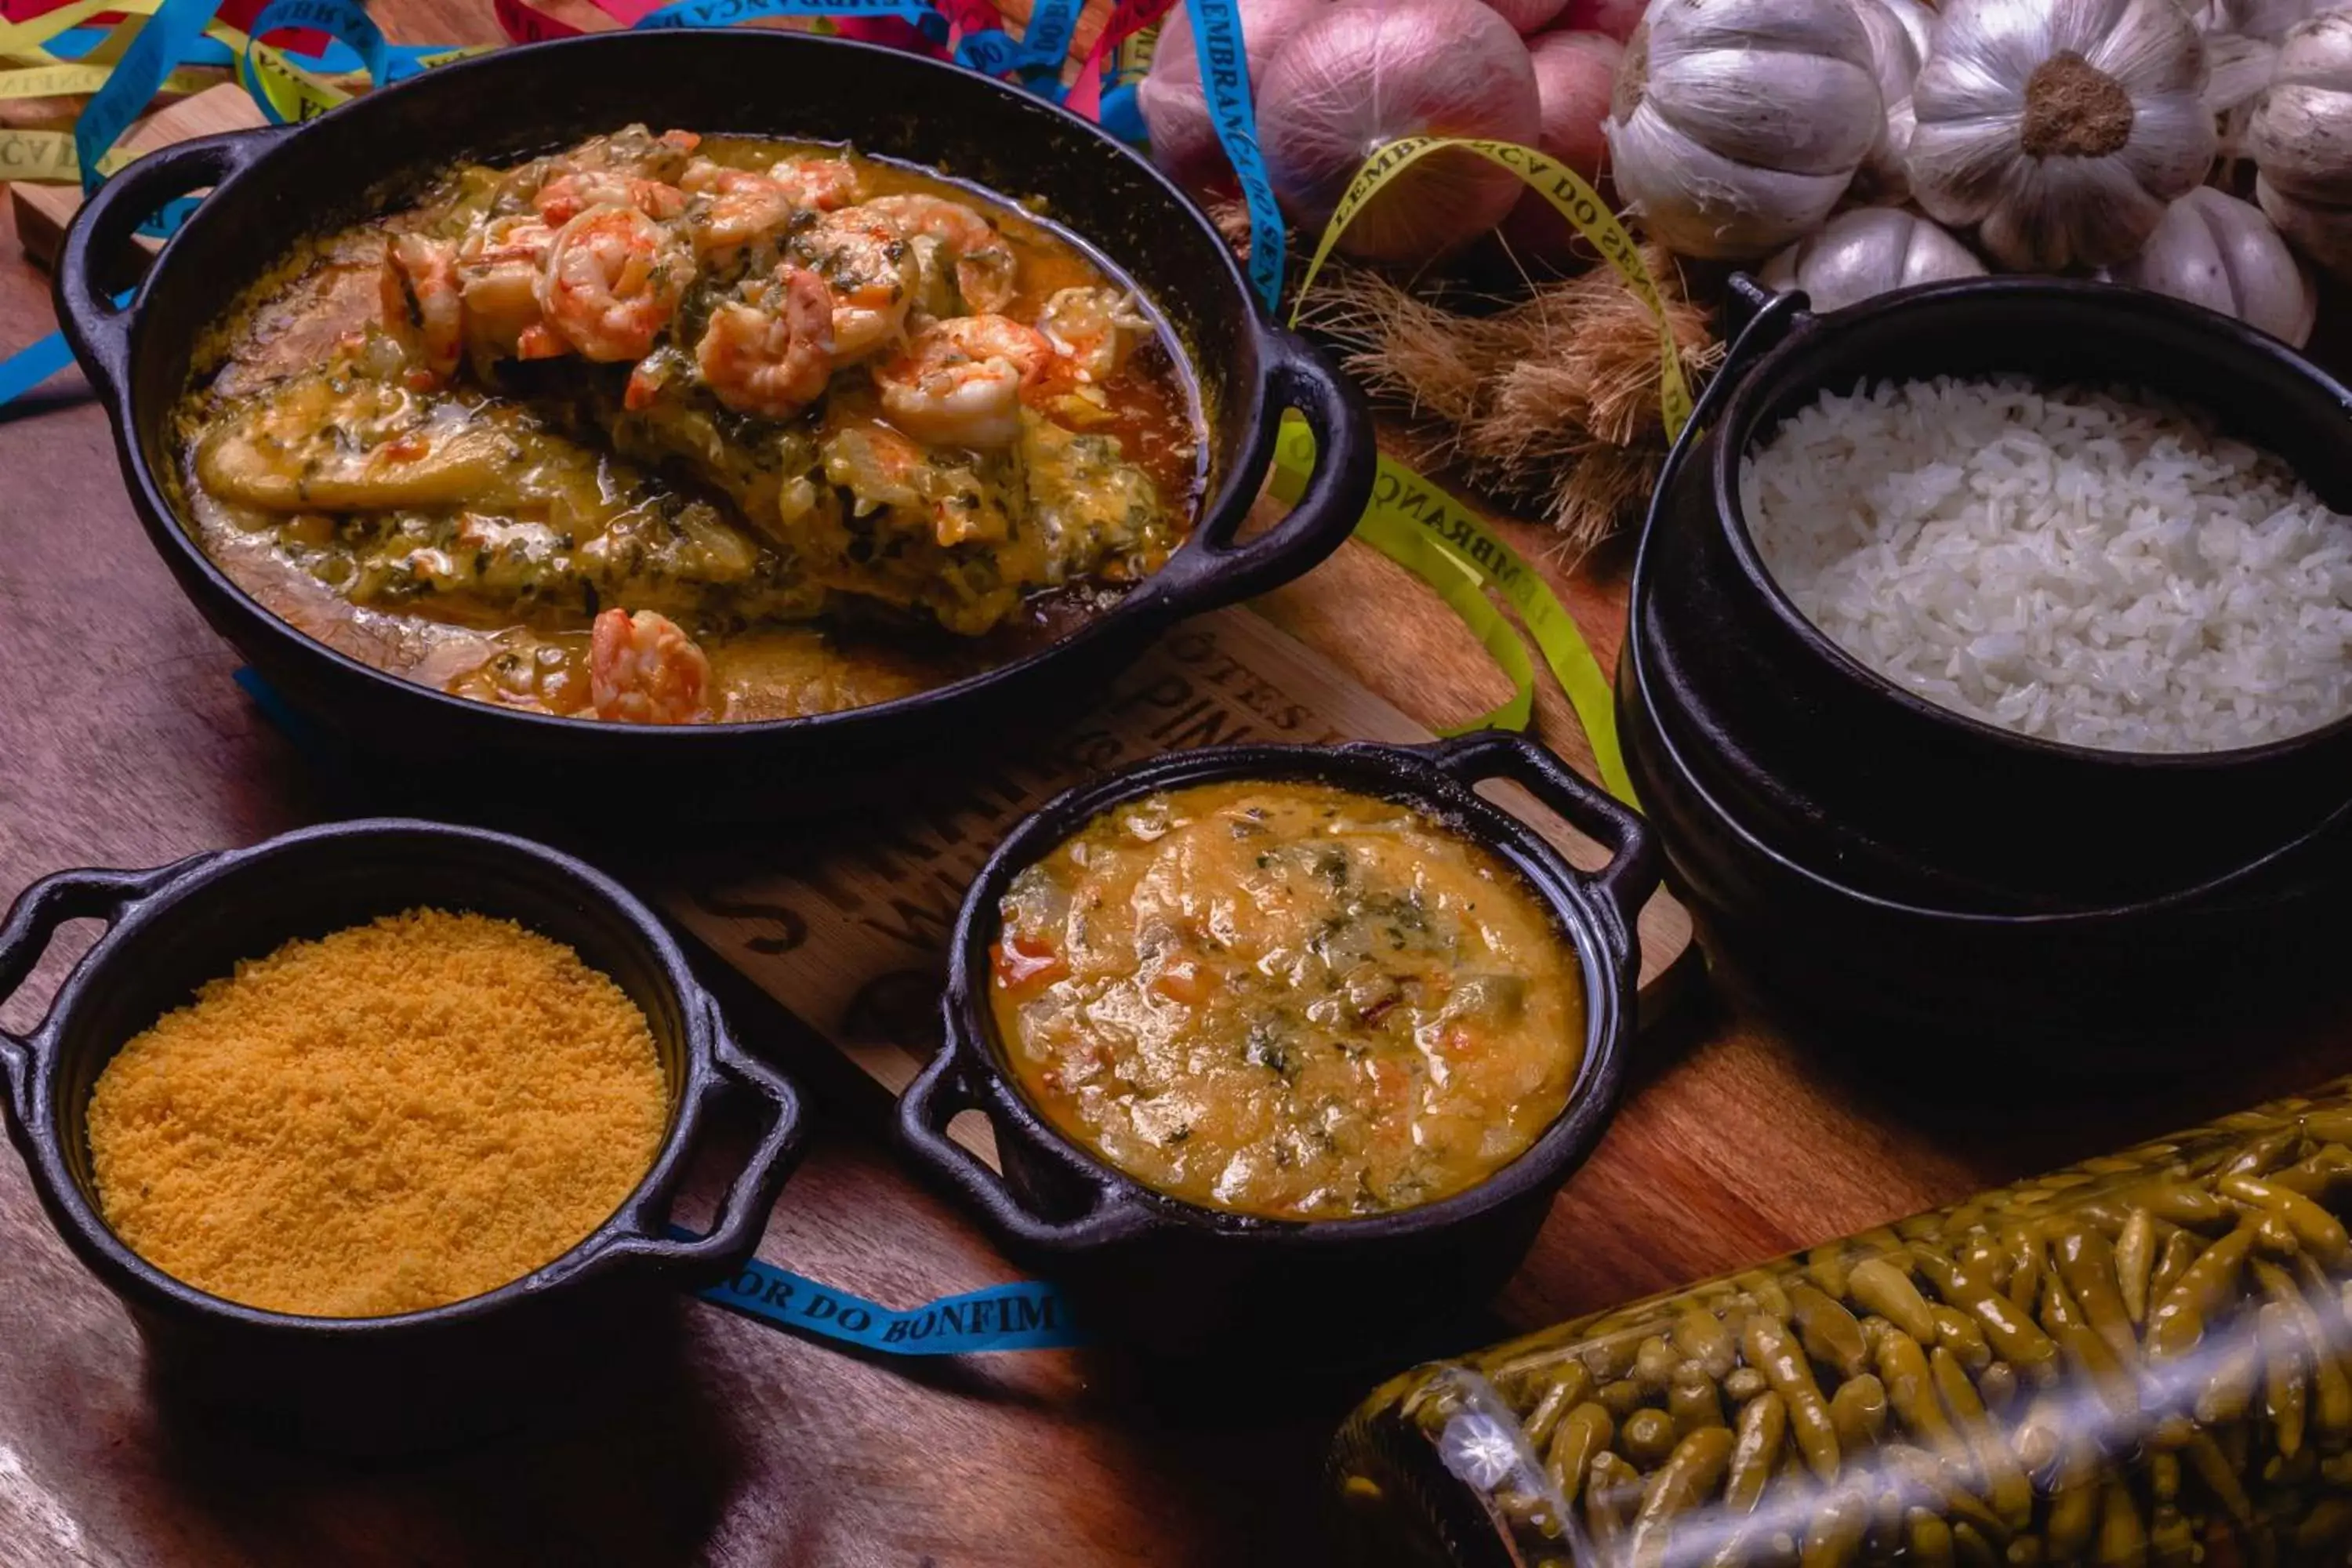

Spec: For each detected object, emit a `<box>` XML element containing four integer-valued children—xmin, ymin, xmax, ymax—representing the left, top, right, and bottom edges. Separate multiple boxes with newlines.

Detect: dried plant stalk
<box><xmin>1294</xmin><ymin>248</ymin><xmax>1724</xmax><ymax>550</ymax></box>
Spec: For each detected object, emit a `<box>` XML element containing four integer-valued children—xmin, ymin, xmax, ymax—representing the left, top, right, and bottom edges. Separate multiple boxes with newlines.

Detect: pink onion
<box><xmin>1259</xmin><ymin>0</ymin><xmax>1542</xmax><ymax>265</ymax></box>
<box><xmin>1485</xmin><ymin>0</ymin><xmax>1573</xmax><ymax>30</ymax></box>
<box><xmin>1501</xmin><ymin>30</ymin><xmax>1624</xmax><ymax>262</ymax></box>
<box><xmin>1139</xmin><ymin>0</ymin><xmax>1332</xmax><ymax>194</ymax></box>
<box><xmin>1552</xmin><ymin>0</ymin><xmax>1645</xmax><ymax>42</ymax></box>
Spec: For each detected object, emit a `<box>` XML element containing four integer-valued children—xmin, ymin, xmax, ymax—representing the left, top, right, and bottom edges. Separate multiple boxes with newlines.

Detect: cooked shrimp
<box><xmin>536</xmin><ymin>205</ymin><xmax>694</xmax><ymax>363</ymax></box>
<box><xmin>590</xmin><ymin>608</ymin><xmax>709</xmax><ymax>724</ymax></box>
<box><xmin>681</xmin><ymin>161</ymin><xmax>798</xmax><ymax>252</ymax></box>
<box><xmin>873</xmin><ymin>314</ymin><xmax>1053</xmax><ymax>448</ymax></box>
<box><xmin>1035</xmin><ymin>286</ymin><xmax>1151</xmax><ymax>387</ymax></box>
<box><xmin>385</xmin><ymin>233</ymin><xmax>461</xmax><ymax>387</ymax></box>
<box><xmin>535</xmin><ymin>170</ymin><xmax>686</xmax><ymax>226</ymax></box>
<box><xmin>454</xmin><ymin>216</ymin><xmax>557</xmax><ymax>359</ymax></box>
<box><xmin>695</xmin><ymin>264</ymin><xmax>837</xmax><ymax>419</ymax></box>
<box><xmin>789</xmin><ymin>208</ymin><xmax>917</xmax><ymax>364</ymax></box>
<box><xmin>861</xmin><ymin>193</ymin><xmax>1018</xmax><ymax>314</ymax></box>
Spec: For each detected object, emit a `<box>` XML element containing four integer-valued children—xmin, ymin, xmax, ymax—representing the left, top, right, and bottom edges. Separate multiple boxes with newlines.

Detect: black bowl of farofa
<box><xmin>896</xmin><ymin>733</ymin><xmax>1656</xmax><ymax>1370</ymax></box>
<box><xmin>0</xmin><ymin>819</ymin><xmax>805</xmax><ymax>1454</ymax></box>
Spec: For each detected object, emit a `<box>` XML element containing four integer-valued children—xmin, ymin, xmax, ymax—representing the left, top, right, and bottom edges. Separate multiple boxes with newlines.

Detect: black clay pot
<box><xmin>1620</xmin><ymin>277</ymin><xmax>2352</xmax><ymax>1059</ymax></box>
<box><xmin>56</xmin><ymin>30</ymin><xmax>1374</xmax><ymax>819</ymax></box>
<box><xmin>895</xmin><ymin>733</ymin><xmax>1657</xmax><ymax>1367</ymax></box>
<box><xmin>0</xmin><ymin>820</ymin><xmax>806</xmax><ymax>1454</ymax></box>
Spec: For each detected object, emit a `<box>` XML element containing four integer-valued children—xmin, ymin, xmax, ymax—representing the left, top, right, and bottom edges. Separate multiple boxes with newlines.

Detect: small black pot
<box><xmin>1620</xmin><ymin>277</ymin><xmax>2352</xmax><ymax>1058</ymax></box>
<box><xmin>895</xmin><ymin>734</ymin><xmax>1656</xmax><ymax>1367</ymax></box>
<box><xmin>1632</xmin><ymin>276</ymin><xmax>2352</xmax><ymax>911</ymax></box>
<box><xmin>0</xmin><ymin>820</ymin><xmax>806</xmax><ymax>1453</ymax></box>
<box><xmin>56</xmin><ymin>30</ymin><xmax>1374</xmax><ymax>818</ymax></box>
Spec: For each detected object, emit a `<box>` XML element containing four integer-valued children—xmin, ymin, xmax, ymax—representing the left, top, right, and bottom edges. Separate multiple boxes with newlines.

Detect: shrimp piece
<box><xmin>385</xmin><ymin>233</ymin><xmax>461</xmax><ymax>387</ymax></box>
<box><xmin>536</xmin><ymin>205</ymin><xmax>694</xmax><ymax>363</ymax></box>
<box><xmin>860</xmin><ymin>193</ymin><xmax>1018</xmax><ymax>314</ymax></box>
<box><xmin>681</xmin><ymin>161</ymin><xmax>800</xmax><ymax>252</ymax></box>
<box><xmin>1035</xmin><ymin>286</ymin><xmax>1151</xmax><ymax>387</ymax></box>
<box><xmin>873</xmin><ymin>314</ymin><xmax>1053</xmax><ymax>448</ymax></box>
<box><xmin>455</xmin><ymin>216</ymin><xmax>557</xmax><ymax>359</ymax></box>
<box><xmin>789</xmin><ymin>208</ymin><xmax>917</xmax><ymax>364</ymax></box>
<box><xmin>695</xmin><ymin>264</ymin><xmax>837</xmax><ymax>419</ymax></box>
<box><xmin>590</xmin><ymin>608</ymin><xmax>710</xmax><ymax>724</ymax></box>
<box><xmin>535</xmin><ymin>169</ymin><xmax>686</xmax><ymax>226</ymax></box>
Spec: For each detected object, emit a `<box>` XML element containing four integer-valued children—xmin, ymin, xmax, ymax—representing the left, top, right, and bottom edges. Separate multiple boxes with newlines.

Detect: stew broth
<box><xmin>171</xmin><ymin>125</ymin><xmax>1203</xmax><ymax>724</ymax></box>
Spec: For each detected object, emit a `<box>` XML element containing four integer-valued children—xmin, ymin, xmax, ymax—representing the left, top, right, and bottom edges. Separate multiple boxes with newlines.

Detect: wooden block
<box><xmin>659</xmin><ymin>605</ymin><xmax>1696</xmax><ymax>1167</ymax></box>
<box><xmin>11</xmin><ymin>84</ymin><xmax>269</xmax><ymax>270</ymax></box>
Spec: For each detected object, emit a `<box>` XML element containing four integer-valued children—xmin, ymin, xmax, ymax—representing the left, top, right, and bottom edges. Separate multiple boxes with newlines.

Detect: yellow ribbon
<box><xmin>1283</xmin><ymin>134</ymin><xmax>1686</xmax><ymax>804</ymax></box>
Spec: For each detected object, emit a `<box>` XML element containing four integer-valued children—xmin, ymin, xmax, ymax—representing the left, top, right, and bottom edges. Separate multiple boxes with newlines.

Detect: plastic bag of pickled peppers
<box><xmin>1333</xmin><ymin>1080</ymin><xmax>2352</xmax><ymax>1568</ymax></box>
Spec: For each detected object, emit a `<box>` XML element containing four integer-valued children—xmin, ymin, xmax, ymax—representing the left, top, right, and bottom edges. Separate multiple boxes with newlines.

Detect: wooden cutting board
<box><xmin>659</xmin><ymin>604</ymin><xmax>1695</xmax><ymax>1164</ymax></box>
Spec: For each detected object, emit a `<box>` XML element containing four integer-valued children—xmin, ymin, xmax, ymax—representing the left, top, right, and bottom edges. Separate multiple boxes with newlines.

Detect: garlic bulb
<box><xmin>2249</xmin><ymin>13</ymin><xmax>2352</xmax><ymax>280</ymax></box>
<box><xmin>1605</xmin><ymin>0</ymin><xmax>1885</xmax><ymax>260</ymax></box>
<box><xmin>2188</xmin><ymin>0</ymin><xmax>2313</xmax><ymax>41</ymax></box>
<box><xmin>1874</xmin><ymin>0</ymin><xmax>1934</xmax><ymax>61</ymax></box>
<box><xmin>2104</xmin><ymin>186</ymin><xmax>2316</xmax><ymax>343</ymax></box>
<box><xmin>1846</xmin><ymin>0</ymin><xmax>1924</xmax><ymax>201</ymax></box>
<box><xmin>1907</xmin><ymin>0</ymin><xmax>2217</xmax><ymax>270</ymax></box>
<box><xmin>1759</xmin><ymin>206</ymin><xmax>1988</xmax><ymax>309</ymax></box>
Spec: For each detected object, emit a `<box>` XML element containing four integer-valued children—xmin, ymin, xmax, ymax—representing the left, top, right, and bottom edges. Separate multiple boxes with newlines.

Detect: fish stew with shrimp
<box><xmin>169</xmin><ymin>126</ymin><xmax>1204</xmax><ymax>724</ymax></box>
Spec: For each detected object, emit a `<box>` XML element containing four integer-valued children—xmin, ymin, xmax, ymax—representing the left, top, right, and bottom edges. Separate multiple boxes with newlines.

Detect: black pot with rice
<box><xmin>1620</xmin><ymin>276</ymin><xmax>2352</xmax><ymax>1063</ymax></box>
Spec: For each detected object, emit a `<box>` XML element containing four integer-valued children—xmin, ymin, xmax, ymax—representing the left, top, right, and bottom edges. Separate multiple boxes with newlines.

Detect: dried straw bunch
<box><xmin>1293</xmin><ymin>249</ymin><xmax>1724</xmax><ymax>550</ymax></box>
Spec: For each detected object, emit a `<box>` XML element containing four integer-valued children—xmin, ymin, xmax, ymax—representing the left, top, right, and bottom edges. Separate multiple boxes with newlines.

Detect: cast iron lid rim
<box><xmin>1704</xmin><ymin>274</ymin><xmax>2352</xmax><ymax>772</ymax></box>
<box><xmin>108</xmin><ymin>27</ymin><xmax>1283</xmax><ymax>747</ymax></box>
<box><xmin>25</xmin><ymin>816</ymin><xmax>723</xmax><ymax>1338</ymax></box>
<box><xmin>1621</xmin><ymin>617</ymin><xmax>2352</xmax><ymax>929</ymax></box>
<box><xmin>941</xmin><ymin>737</ymin><xmax>1636</xmax><ymax>1247</ymax></box>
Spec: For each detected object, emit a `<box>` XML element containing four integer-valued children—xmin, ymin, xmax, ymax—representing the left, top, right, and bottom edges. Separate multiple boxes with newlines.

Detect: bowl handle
<box><xmin>1145</xmin><ymin>327</ymin><xmax>1376</xmax><ymax>610</ymax></box>
<box><xmin>0</xmin><ymin>857</ymin><xmax>219</xmax><ymax>1131</ymax></box>
<box><xmin>601</xmin><ymin>996</ymin><xmax>808</xmax><ymax>1287</ymax></box>
<box><xmin>1427</xmin><ymin>732</ymin><xmax>1661</xmax><ymax>948</ymax></box>
<box><xmin>54</xmin><ymin>127</ymin><xmax>291</xmax><ymax>409</ymax></box>
<box><xmin>896</xmin><ymin>1029</ymin><xmax>1157</xmax><ymax>1254</ymax></box>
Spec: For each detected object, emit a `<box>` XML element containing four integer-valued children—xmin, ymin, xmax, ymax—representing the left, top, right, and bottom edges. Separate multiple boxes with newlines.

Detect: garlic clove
<box><xmin>2109</xmin><ymin>187</ymin><xmax>2315</xmax><ymax>345</ymax></box>
<box><xmin>1759</xmin><ymin>205</ymin><xmax>1987</xmax><ymax>310</ymax></box>
<box><xmin>1908</xmin><ymin>107</ymin><xmax>2030</xmax><ymax>222</ymax></box>
<box><xmin>1643</xmin><ymin>45</ymin><xmax>1886</xmax><ymax>173</ymax></box>
<box><xmin>2249</xmin><ymin>79</ymin><xmax>2352</xmax><ymax>204</ymax></box>
<box><xmin>1980</xmin><ymin>152</ymin><xmax>2169</xmax><ymax>267</ymax></box>
<box><xmin>1606</xmin><ymin>100</ymin><xmax>1854</xmax><ymax>256</ymax></box>
<box><xmin>2257</xmin><ymin>172</ymin><xmax>2352</xmax><ymax>281</ymax></box>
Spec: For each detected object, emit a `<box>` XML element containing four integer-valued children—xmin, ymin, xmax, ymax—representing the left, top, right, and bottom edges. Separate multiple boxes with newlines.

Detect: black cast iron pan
<box><xmin>56</xmin><ymin>30</ymin><xmax>1375</xmax><ymax>819</ymax></box>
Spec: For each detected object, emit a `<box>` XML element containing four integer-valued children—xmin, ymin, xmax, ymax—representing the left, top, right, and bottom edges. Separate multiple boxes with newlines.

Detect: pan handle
<box><xmin>600</xmin><ymin>994</ymin><xmax>808</xmax><ymax>1288</ymax></box>
<box><xmin>896</xmin><ymin>1027</ymin><xmax>1158</xmax><ymax>1254</ymax></box>
<box><xmin>1146</xmin><ymin>326</ymin><xmax>1374</xmax><ymax>611</ymax></box>
<box><xmin>1427</xmin><ymin>731</ymin><xmax>1660</xmax><ymax>953</ymax></box>
<box><xmin>55</xmin><ymin>127</ymin><xmax>291</xmax><ymax>409</ymax></box>
<box><xmin>0</xmin><ymin>857</ymin><xmax>218</xmax><ymax>1132</ymax></box>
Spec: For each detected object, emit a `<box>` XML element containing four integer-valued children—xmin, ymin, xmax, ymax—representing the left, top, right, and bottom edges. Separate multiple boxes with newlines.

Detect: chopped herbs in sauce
<box><xmin>989</xmin><ymin>781</ymin><xmax>1587</xmax><ymax>1221</ymax></box>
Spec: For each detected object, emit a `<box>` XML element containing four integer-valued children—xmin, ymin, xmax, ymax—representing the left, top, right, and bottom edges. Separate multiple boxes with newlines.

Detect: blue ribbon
<box><xmin>239</xmin><ymin>0</ymin><xmax>392</xmax><ymax>123</ymax></box>
<box><xmin>683</xmin><ymin>1232</ymin><xmax>1087</xmax><ymax>1355</ymax></box>
<box><xmin>0</xmin><ymin>291</ymin><xmax>134</xmax><ymax>409</ymax></box>
<box><xmin>953</xmin><ymin>0</ymin><xmax>1078</xmax><ymax>86</ymax></box>
<box><xmin>632</xmin><ymin>0</ymin><xmax>936</xmax><ymax>31</ymax></box>
<box><xmin>1183</xmin><ymin>0</ymin><xmax>1283</xmax><ymax>314</ymax></box>
<box><xmin>44</xmin><ymin>23</ymin><xmax>450</xmax><ymax>76</ymax></box>
<box><xmin>74</xmin><ymin>0</ymin><xmax>224</xmax><ymax>191</ymax></box>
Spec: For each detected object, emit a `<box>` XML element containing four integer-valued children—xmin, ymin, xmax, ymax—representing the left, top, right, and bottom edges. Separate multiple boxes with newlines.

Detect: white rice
<box><xmin>1740</xmin><ymin>376</ymin><xmax>2352</xmax><ymax>753</ymax></box>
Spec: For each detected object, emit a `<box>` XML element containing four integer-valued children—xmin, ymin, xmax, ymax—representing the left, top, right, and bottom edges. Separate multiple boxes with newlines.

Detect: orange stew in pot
<box><xmin>989</xmin><ymin>781</ymin><xmax>1588</xmax><ymax>1221</ymax></box>
<box><xmin>172</xmin><ymin>125</ymin><xmax>1203</xmax><ymax>724</ymax></box>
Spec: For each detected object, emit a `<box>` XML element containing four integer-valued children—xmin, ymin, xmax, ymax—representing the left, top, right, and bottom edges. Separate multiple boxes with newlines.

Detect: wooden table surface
<box><xmin>9</xmin><ymin>9</ymin><xmax>2352</xmax><ymax>1564</ymax></box>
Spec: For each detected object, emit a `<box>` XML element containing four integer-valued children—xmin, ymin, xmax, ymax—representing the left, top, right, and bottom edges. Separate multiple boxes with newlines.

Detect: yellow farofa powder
<box><xmin>86</xmin><ymin>908</ymin><xmax>670</xmax><ymax>1318</ymax></box>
